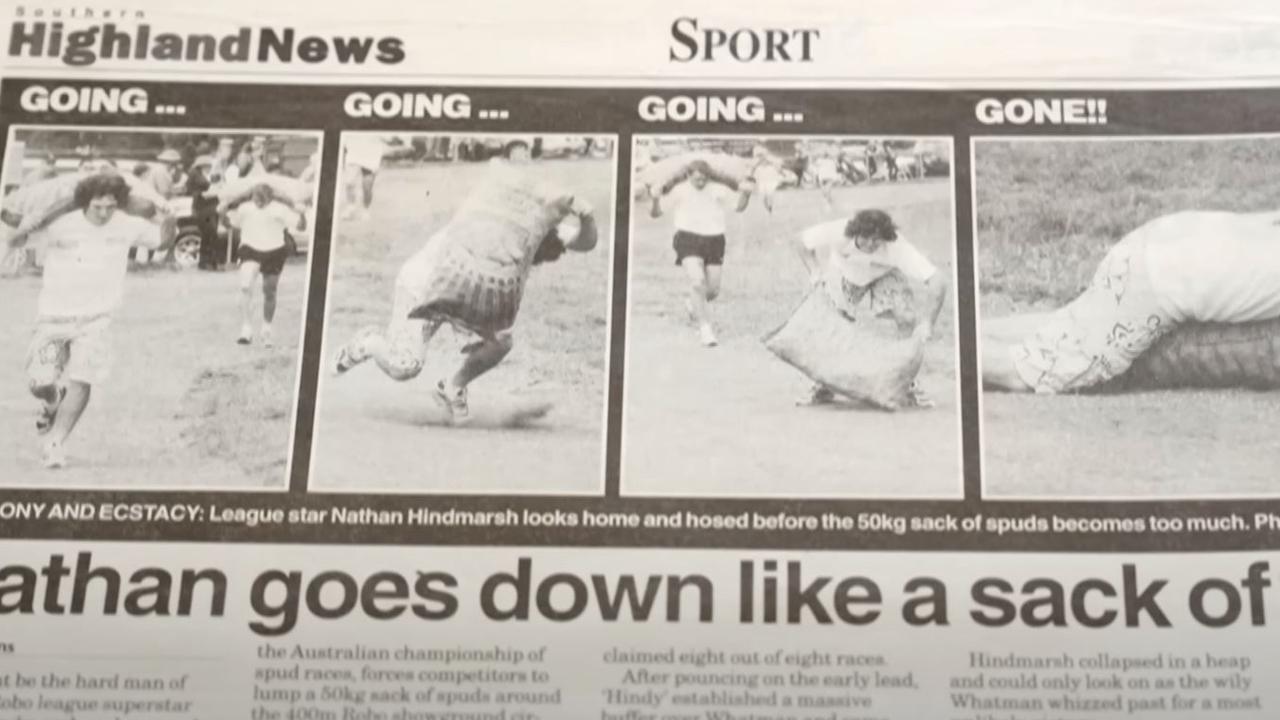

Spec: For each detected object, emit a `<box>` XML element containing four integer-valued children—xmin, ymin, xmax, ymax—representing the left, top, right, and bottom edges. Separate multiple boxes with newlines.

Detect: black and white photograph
<box><xmin>975</xmin><ymin>136</ymin><xmax>1280</xmax><ymax>499</ymax></box>
<box><xmin>310</xmin><ymin>132</ymin><xmax>616</xmax><ymax>494</ymax></box>
<box><xmin>0</xmin><ymin>126</ymin><xmax>322</xmax><ymax>488</ymax></box>
<box><xmin>622</xmin><ymin>135</ymin><xmax>962</xmax><ymax>498</ymax></box>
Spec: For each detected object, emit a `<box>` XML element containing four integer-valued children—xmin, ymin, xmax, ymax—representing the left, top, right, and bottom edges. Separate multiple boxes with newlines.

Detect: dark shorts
<box><xmin>673</xmin><ymin>230</ymin><xmax>726</xmax><ymax>266</ymax></box>
<box><xmin>237</xmin><ymin>245</ymin><xmax>289</xmax><ymax>276</ymax></box>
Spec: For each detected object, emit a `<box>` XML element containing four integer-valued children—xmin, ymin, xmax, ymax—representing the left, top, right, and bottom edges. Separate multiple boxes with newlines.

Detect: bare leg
<box><xmin>704</xmin><ymin>264</ymin><xmax>722</xmax><ymax>303</ymax></box>
<box><xmin>448</xmin><ymin>333</ymin><xmax>514</xmax><ymax>390</ymax></box>
<box><xmin>238</xmin><ymin>261</ymin><xmax>260</xmax><ymax>343</ymax></box>
<box><xmin>47</xmin><ymin>381</ymin><xmax>89</xmax><ymax>444</ymax></box>
<box><xmin>262</xmin><ymin>272</ymin><xmax>280</xmax><ymax>324</ymax></box>
<box><xmin>30</xmin><ymin>381</ymin><xmax>62</xmax><ymax>433</ymax></box>
<box><xmin>260</xmin><ymin>271</ymin><xmax>281</xmax><ymax>346</ymax></box>
<box><xmin>361</xmin><ymin>170</ymin><xmax>377</xmax><ymax>210</ymax></box>
<box><xmin>42</xmin><ymin>380</ymin><xmax>90</xmax><ymax>468</ymax></box>
<box><xmin>680</xmin><ymin>257</ymin><xmax>717</xmax><ymax>346</ymax></box>
<box><xmin>436</xmin><ymin>332</ymin><xmax>514</xmax><ymax>417</ymax></box>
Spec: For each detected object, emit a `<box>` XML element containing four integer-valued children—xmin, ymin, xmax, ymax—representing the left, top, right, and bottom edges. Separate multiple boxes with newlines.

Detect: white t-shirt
<box><xmin>229</xmin><ymin>201</ymin><xmax>301</xmax><ymax>252</ymax></box>
<box><xmin>345</xmin><ymin>135</ymin><xmax>386</xmax><ymax>172</ymax></box>
<box><xmin>668</xmin><ymin>181</ymin><xmax>736</xmax><ymax>236</ymax></box>
<box><xmin>38</xmin><ymin>211</ymin><xmax>160</xmax><ymax>318</ymax></box>
<box><xmin>800</xmin><ymin>218</ymin><xmax>937</xmax><ymax>287</ymax></box>
<box><xmin>1141</xmin><ymin>210</ymin><xmax>1280</xmax><ymax>323</ymax></box>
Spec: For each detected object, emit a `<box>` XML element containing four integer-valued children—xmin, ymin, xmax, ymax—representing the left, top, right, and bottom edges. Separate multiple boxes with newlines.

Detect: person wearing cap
<box><xmin>791</xmin><ymin>208</ymin><xmax>948</xmax><ymax>407</ymax></box>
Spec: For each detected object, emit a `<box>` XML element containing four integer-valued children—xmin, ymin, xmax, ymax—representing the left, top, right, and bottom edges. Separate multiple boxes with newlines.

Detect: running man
<box><xmin>330</xmin><ymin>139</ymin><xmax>599</xmax><ymax>419</ymax></box>
<box><xmin>342</xmin><ymin>134</ymin><xmax>386</xmax><ymax>221</ymax></box>
<box><xmin>792</xmin><ymin>208</ymin><xmax>948</xmax><ymax>407</ymax></box>
<box><xmin>4</xmin><ymin>173</ymin><xmax>176</xmax><ymax>468</ymax></box>
<box><xmin>649</xmin><ymin>160</ymin><xmax>753</xmax><ymax>347</ymax></box>
<box><xmin>982</xmin><ymin>210</ymin><xmax>1280</xmax><ymax>394</ymax></box>
<box><xmin>224</xmin><ymin>184</ymin><xmax>305</xmax><ymax>346</ymax></box>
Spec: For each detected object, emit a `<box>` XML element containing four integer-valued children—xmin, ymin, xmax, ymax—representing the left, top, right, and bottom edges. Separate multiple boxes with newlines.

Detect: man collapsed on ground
<box><xmin>2</xmin><ymin>173</ymin><xmax>177</xmax><ymax>468</ymax></box>
<box><xmin>649</xmin><ymin>160</ymin><xmax>754</xmax><ymax>347</ymax></box>
<box><xmin>981</xmin><ymin>209</ymin><xmax>1280</xmax><ymax>394</ymax></box>
<box><xmin>330</xmin><ymin>139</ymin><xmax>599</xmax><ymax>420</ymax></box>
<box><xmin>777</xmin><ymin>208</ymin><xmax>948</xmax><ymax>409</ymax></box>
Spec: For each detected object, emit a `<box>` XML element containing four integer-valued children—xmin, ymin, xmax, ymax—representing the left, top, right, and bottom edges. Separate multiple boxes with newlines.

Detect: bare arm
<box><xmin>566</xmin><ymin>213</ymin><xmax>598</xmax><ymax>252</ymax></box>
<box><xmin>554</xmin><ymin>195</ymin><xmax>597</xmax><ymax>253</ymax></box>
<box><xmin>791</xmin><ymin>235</ymin><xmax>823</xmax><ymax>284</ymax></box>
<box><xmin>918</xmin><ymin>273</ymin><xmax>947</xmax><ymax>337</ymax></box>
<box><xmin>734</xmin><ymin>179</ymin><xmax>754</xmax><ymax>212</ymax></box>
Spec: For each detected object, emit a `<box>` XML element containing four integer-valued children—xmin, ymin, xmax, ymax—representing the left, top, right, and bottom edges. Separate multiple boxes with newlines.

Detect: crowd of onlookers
<box><xmin>637</xmin><ymin>138</ymin><xmax>949</xmax><ymax>192</ymax></box>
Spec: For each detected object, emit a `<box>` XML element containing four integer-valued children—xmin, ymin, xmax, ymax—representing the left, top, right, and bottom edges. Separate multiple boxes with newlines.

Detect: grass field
<box><xmin>623</xmin><ymin>175</ymin><xmax>962</xmax><ymax>498</ymax></box>
<box><xmin>0</xmin><ymin>260</ymin><xmax>308</xmax><ymax>488</ymax></box>
<box><xmin>976</xmin><ymin>137</ymin><xmax>1280</xmax><ymax>498</ymax></box>
<box><xmin>309</xmin><ymin>157</ymin><xmax>615</xmax><ymax>493</ymax></box>
<box><xmin>977</xmin><ymin>138</ymin><xmax>1280</xmax><ymax>308</ymax></box>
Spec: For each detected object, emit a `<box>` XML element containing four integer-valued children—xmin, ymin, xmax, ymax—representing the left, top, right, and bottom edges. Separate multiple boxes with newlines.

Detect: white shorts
<box><xmin>25</xmin><ymin>314</ymin><xmax>113</xmax><ymax>387</ymax></box>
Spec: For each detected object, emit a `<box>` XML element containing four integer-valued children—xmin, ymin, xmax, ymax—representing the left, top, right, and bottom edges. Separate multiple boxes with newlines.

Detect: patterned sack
<box><xmin>635</xmin><ymin>151</ymin><xmax>756</xmax><ymax>196</ymax></box>
<box><xmin>407</xmin><ymin>236</ymin><xmax>527</xmax><ymax>337</ymax></box>
<box><xmin>2</xmin><ymin>170</ymin><xmax>167</xmax><ymax>234</ymax></box>
<box><xmin>1099</xmin><ymin>316</ymin><xmax>1280</xmax><ymax>392</ymax></box>
<box><xmin>405</xmin><ymin>162</ymin><xmax>571</xmax><ymax>337</ymax></box>
<box><xmin>762</xmin><ymin>285</ymin><xmax>927</xmax><ymax>410</ymax></box>
<box><xmin>215</xmin><ymin>173</ymin><xmax>313</xmax><ymax>209</ymax></box>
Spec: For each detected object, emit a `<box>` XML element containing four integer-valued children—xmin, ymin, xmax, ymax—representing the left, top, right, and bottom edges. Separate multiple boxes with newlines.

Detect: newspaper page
<box><xmin>0</xmin><ymin>0</ymin><xmax>1278</xmax><ymax>717</ymax></box>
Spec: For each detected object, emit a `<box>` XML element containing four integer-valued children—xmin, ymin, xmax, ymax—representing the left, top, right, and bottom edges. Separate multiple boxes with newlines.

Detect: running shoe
<box><xmin>699</xmin><ymin>324</ymin><xmax>718</xmax><ymax>347</ymax></box>
<box><xmin>434</xmin><ymin>380</ymin><xmax>469</xmax><ymax>418</ymax></box>
<box><xmin>907</xmin><ymin>381</ymin><xmax>936</xmax><ymax>408</ymax></box>
<box><xmin>332</xmin><ymin>327</ymin><xmax>377</xmax><ymax>375</ymax></box>
<box><xmin>42</xmin><ymin>439</ymin><xmax>66</xmax><ymax>469</ymax></box>
<box><xmin>797</xmin><ymin>383</ymin><xmax>837</xmax><ymax>407</ymax></box>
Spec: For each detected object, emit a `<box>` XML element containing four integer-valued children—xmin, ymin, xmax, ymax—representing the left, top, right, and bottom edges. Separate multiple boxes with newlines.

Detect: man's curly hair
<box><xmin>73</xmin><ymin>173</ymin><xmax>131</xmax><ymax>210</ymax></box>
<box><xmin>844</xmin><ymin>208</ymin><xmax>898</xmax><ymax>242</ymax></box>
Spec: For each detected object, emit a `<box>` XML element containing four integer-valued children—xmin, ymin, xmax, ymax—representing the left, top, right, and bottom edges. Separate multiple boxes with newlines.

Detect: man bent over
<box><xmin>792</xmin><ymin>209</ymin><xmax>948</xmax><ymax>408</ymax></box>
<box><xmin>331</xmin><ymin>140</ymin><xmax>599</xmax><ymax>419</ymax></box>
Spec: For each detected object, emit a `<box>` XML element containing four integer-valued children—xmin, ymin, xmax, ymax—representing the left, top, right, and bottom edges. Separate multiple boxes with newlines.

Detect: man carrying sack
<box><xmin>770</xmin><ymin>208</ymin><xmax>948</xmax><ymax>410</ymax></box>
<box><xmin>330</xmin><ymin>140</ymin><xmax>599</xmax><ymax>420</ymax></box>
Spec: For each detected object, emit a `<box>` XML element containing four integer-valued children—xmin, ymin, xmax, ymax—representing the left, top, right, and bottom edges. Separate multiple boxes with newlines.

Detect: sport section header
<box><xmin>4</xmin><ymin>79</ymin><xmax>1280</xmax><ymax>134</ymax></box>
<box><xmin>4</xmin><ymin>0</ymin><xmax>1280</xmax><ymax>82</ymax></box>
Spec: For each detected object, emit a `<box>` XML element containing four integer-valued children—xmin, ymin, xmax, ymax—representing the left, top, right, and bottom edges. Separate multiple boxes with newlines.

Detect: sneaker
<box><xmin>699</xmin><ymin>324</ymin><xmax>718</xmax><ymax>347</ymax></box>
<box><xmin>42</xmin><ymin>440</ymin><xmax>66</xmax><ymax>469</ymax></box>
<box><xmin>684</xmin><ymin>298</ymin><xmax>697</xmax><ymax>324</ymax></box>
<box><xmin>36</xmin><ymin>385</ymin><xmax>66</xmax><ymax>435</ymax></box>
<box><xmin>797</xmin><ymin>383</ymin><xmax>837</xmax><ymax>407</ymax></box>
<box><xmin>907</xmin><ymin>381</ymin><xmax>936</xmax><ymax>408</ymax></box>
<box><xmin>237</xmin><ymin>323</ymin><xmax>252</xmax><ymax>345</ymax></box>
<box><xmin>433</xmin><ymin>380</ymin><xmax>469</xmax><ymax>419</ymax></box>
<box><xmin>333</xmin><ymin>327</ymin><xmax>378</xmax><ymax>375</ymax></box>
